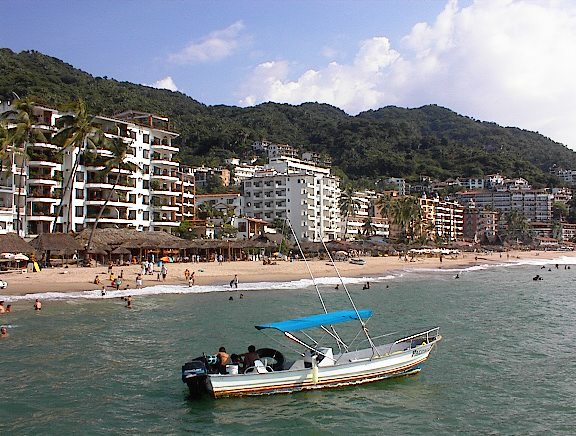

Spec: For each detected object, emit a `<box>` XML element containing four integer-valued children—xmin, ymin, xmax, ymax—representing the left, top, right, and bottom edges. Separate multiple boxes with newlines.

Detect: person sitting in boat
<box><xmin>241</xmin><ymin>345</ymin><xmax>260</xmax><ymax>372</ymax></box>
<box><xmin>216</xmin><ymin>347</ymin><xmax>230</xmax><ymax>374</ymax></box>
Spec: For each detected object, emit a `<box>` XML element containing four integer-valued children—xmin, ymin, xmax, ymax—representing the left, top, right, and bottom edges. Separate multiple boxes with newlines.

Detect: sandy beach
<box><xmin>1</xmin><ymin>249</ymin><xmax>575</xmax><ymax>298</ymax></box>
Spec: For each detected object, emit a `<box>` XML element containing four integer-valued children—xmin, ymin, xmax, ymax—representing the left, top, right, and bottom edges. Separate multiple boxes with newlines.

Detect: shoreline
<box><xmin>1</xmin><ymin>249</ymin><xmax>575</xmax><ymax>301</ymax></box>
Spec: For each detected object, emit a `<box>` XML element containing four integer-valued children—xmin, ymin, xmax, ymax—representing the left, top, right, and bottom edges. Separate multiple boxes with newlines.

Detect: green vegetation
<box><xmin>1</xmin><ymin>48</ymin><xmax>575</xmax><ymax>187</ymax></box>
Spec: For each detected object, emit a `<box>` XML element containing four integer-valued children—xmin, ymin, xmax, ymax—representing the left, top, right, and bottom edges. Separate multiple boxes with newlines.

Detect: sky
<box><xmin>2</xmin><ymin>0</ymin><xmax>576</xmax><ymax>150</ymax></box>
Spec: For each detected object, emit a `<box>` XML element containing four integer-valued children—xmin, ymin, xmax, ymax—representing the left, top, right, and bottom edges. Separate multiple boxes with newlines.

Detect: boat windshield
<box><xmin>255</xmin><ymin>309</ymin><xmax>372</xmax><ymax>332</ymax></box>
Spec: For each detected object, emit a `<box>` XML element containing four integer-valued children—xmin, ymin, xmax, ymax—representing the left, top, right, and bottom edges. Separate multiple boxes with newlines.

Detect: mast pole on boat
<box><xmin>287</xmin><ymin>219</ymin><xmax>329</xmax><ymax>315</ymax></box>
<box><xmin>321</xmin><ymin>239</ymin><xmax>380</xmax><ymax>355</ymax></box>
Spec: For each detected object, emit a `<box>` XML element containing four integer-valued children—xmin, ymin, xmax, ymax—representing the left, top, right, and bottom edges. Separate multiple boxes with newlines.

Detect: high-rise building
<box><xmin>242</xmin><ymin>157</ymin><xmax>340</xmax><ymax>241</ymax></box>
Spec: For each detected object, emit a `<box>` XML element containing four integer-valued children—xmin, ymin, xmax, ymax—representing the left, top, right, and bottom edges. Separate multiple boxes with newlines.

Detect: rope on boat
<box><xmin>286</xmin><ymin>219</ymin><xmax>347</xmax><ymax>354</ymax></box>
<box><xmin>320</xmin><ymin>238</ymin><xmax>381</xmax><ymax>357</ymax></box>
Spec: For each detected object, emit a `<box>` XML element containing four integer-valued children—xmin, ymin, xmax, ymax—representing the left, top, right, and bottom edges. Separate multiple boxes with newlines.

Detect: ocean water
<box><xmin>1</xmin><ymin>258</ymin><xmax>576</xmax><ymax>435</ymax></box>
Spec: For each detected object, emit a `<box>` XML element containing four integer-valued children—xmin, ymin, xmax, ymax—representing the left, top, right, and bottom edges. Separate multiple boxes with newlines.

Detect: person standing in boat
<box><xmin>216</xmin><ymin>346</ymin><xmax>230</xmax><ymax>374</ymax></box>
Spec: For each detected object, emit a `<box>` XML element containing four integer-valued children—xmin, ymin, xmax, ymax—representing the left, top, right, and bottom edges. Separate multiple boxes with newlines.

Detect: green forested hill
<box><xmin>1</xmin><ymin>48</ymin><xmax>574</xmax><ymax>187</ymax></box>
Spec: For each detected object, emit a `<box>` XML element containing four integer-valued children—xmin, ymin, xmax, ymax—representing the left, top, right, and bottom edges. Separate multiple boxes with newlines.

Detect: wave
<box><xmin>2</xmin><ymin>274</ymin><xmax>399</xmax><ymax>302</ymax></box>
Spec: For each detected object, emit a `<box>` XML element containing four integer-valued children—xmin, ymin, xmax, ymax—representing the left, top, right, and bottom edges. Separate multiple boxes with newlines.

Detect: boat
<box><xmin>181</xmin><ymin>223</ymin><xmax>441</xmax><ymax>398</ymax></box>
<box><xmin>349</xmin><ymin>258</ymin><xmax>366</xmax><ymax>265</ymax></box>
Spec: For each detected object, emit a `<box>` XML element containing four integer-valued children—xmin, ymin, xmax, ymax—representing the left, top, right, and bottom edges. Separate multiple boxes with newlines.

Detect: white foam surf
<box><xmin>1</xmin><ymin>273</ymin><xmax>398</xmax><ymax>302</ymax></box>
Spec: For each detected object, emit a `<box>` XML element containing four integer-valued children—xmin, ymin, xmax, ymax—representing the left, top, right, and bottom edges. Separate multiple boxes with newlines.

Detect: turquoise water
<box><xmin>1</xmin><ymin>259</ymin><xmax>576</xmax><ymax>434</ymax></box>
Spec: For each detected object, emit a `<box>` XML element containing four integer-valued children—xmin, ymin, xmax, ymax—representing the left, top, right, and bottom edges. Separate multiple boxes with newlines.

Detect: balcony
<box><xmin>151</xmin><ymin>143</ymin><xmax>179</xmax><ymax>153</ymax></box>
<box><xmin>151</xmin><ymin>156</ymin><xmax>179</xmax><ymax>167</ymax></box>
<box><xmin>151</xmin><ymin>170</ymin><xmax>179</xmax><ymax>181</ymax></box>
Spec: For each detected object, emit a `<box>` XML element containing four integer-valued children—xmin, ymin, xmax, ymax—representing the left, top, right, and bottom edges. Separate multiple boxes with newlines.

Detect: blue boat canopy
<box><xmin>255</xmin><ymin>309</ymin><xmax>373</xmax><ymax>332</ymax></box>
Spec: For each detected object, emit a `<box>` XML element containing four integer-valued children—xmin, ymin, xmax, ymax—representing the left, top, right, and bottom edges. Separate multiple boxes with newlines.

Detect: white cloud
<box><xmin>238</xmin><ymin>0</ymin><xmax>576</xmax><ymax>149</ymax></box>
<box><xmin>146</xmin><ymin>76</ymin><xmax>179</xmax><ymax>92</ymax></box>
<box><xmin>169</xmin><ymin>21</ymin><xmax>246</xmax><ymax>64</ymax></box>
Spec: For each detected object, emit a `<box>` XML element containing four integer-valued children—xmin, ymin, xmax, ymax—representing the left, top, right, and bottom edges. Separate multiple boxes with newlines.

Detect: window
<box><xmin>75</xmin><ymin>206</ymin><xmax>83</xmax><ymax>217</ymax></box>
<box><xmin>143</xmin><ymin>150</ymin><xmax>149</xmax><ymax>159</ymax></box>
<box><xmin>76</xmin><ymin>172</ymin><xmax>84</xmax><ymax>182</ymax></box>
<box><xmin>75</xmin><ymin>189</ymin><xmax>84</xmax><ymax>199</ymax></box>
<box><xmin>143</xmin><ymin>134</ymin><xmax>149</xmax><ymax>143</ymax></box>
<box><xmin>143</xmin><ymin>211</ymin><xmax>149</xmax><ymax>220</ymax></box>
<box><xmin>128</xmin><ymin>210</ymin><xmax>136</xmax><ymax>220</ymax></box>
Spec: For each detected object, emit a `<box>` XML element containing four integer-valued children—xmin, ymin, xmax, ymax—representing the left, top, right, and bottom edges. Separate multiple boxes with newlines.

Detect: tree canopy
<box><xmin>1</xmin><ymin>48</ymin><xmax>575</xmax><ymax>187</ymax></box>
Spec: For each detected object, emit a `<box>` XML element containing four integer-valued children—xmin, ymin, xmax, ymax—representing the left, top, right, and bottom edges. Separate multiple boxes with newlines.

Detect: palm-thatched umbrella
<box><xmin>0</xmin><ymin>233</ymin><xmax>36</xmax><ymax>255</ymax></box>
<box><xmin>111</xmin><ymin>246</ymin><xmax>132</xmax><ymax>264</ymax></box>
<box><xmin>30</xmin><ymin>233</ymin><xmax>83</xmax><ymax>266</ymax></box>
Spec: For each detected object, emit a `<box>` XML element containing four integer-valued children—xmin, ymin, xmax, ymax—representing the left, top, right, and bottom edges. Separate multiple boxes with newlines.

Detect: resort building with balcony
<box><xmin>242</xmin><ymin>157</ymin><xmax>341</xmax><ymax>241</ymax></box>
<box><xmin>419</xmin><ymin>194</ymin><xmax>464</xmax><ymax>242</ymax></box>
<box><xmin>0</xmin><ymin>103</ymin><xmax>183</xmax><ymax>237</ymax></box>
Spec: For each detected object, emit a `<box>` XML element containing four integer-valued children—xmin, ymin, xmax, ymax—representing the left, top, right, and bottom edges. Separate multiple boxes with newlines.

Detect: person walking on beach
<box><xmin>136</xmin><ymin>273</ymin><xmax>143</xmax><ymax>289</ymax></box>
<box><xmin>114</xmin><ymin>277</ymin><xmax>122</xmax><ymax>290</ymax></box>
<box><xmin>188</xmin><ymin>271</ymin><xmax>195</xmax><ymax>287</ymax></box>
<box><xmin>230</xmin><ymin>274</ymin><xmax>239</xmax><ymax>288</ymax></box>
<box><xmin>161</xmin><ymin>264</ymin><xmax>168</xmax><ymax>281</ymax></box>
<box><xmin>184</xmin><ymin>269</ymin><xmax>190</xmax><ymax>282</ymax></box>
<box><xmin>34</xmin><ymin>299</ymin><xmax>42</xmax><ymax>311</ymax></box>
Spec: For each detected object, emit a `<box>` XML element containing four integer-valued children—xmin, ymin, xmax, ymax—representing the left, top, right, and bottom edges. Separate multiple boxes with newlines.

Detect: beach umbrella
<box><xmin>160</xmin><ymin>256</ymin><xmax>173</xmax><ymax>262</ymax></box>
<box><xmin>14</xmin><ymin>253</ymin><xmax>29</xmax><ymax>261</ymax></box>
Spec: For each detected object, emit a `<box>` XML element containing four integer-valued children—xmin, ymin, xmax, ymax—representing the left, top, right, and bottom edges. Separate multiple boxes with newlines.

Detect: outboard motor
<box><xmin>182</xmin><ymin>356</ymin><xmax>211</xmax><ymax>397</ymax></box>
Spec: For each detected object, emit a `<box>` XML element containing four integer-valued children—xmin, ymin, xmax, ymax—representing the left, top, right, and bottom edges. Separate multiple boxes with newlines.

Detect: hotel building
<box><xmin>242</xmin><ymin>157</ymin><xmax>341</xmax><ymax>241</ymax></box>
<box><xmin>0</xmin><ymin>103</ymin><xmax>186</xmax><ymax>237</ymax></box>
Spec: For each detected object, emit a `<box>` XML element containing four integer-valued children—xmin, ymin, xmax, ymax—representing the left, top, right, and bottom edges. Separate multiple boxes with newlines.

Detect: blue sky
<box><xmin>3</xmin><ymin>0</ymin><xmax>576</xmax><ymax>150</ymax></box>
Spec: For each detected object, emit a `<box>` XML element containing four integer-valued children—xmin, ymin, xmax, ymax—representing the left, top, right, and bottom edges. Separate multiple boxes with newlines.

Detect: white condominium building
<box><xmin>456</xmin><ymin>190</ymin><xmax>553</xmax><ymax>223</ymax></box>
<box><xmin>0</xmin><ymin>103</ymin><xmax>184</xmax><ymax>236</ymax></box>
<box><xmin>344</xmin><ymin>191</ymin><xmax>390</xmax><ymax>239</ymax></box>
<box><xmin>242</xmin><ymin>157</ymin><xmax>340</xmax><ymax>241</ymax></box>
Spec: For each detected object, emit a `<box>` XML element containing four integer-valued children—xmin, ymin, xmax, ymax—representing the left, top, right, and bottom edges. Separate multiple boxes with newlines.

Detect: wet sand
<box><xmin>0</xmin><ymin>249</ymin><xmax>573</xmax><ymax>298</ymax></box>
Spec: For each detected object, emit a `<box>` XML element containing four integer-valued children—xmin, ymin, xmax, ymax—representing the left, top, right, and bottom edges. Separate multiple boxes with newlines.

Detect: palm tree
<box><xmin>391</xmin><ymin>196</ymin><xmax>421</xmax><ymax>242</ymax></box>
<box><xmin>0</xmin><ymin>121</ymin><xmax>9</xmax><ymax>170</ymax></box>
<box><xmin>362</xmin><ymin>217</ymin><xmax>375</xmax><ymax>237</ymax></box>
<box><xmin>1</xmin><ymin>99</ymin><xmax>47</xmax><ymax>235</ymax></box>
<box><xmin>376</xmin><ymin>193</ymin><xmax>393</xmax><ymax>219</ymax></box>
<box><xmin>85</xmin><ymin>136</ymin><xmax>139</xmax><ymax>252</ymax></box>
<box><xmin>504</xmin><ymin>210</ymin><xmax>529</xmax><ymax>244</ymax></box>
<box><xmin>52</xmin><ymin>99</ymin><xmax>104</xmax><ymax>233</ymax></box>
<box><xmin>339</xmin><ymin>187</ymin><xmax>361</xmax><ymax>240</ymax></box>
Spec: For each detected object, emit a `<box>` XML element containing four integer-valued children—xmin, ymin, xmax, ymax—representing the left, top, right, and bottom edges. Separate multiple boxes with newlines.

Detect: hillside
<box><xmin>1</xmin><ymin>48</ymin><xmax>574</xmax><ymax>187</ymax></box>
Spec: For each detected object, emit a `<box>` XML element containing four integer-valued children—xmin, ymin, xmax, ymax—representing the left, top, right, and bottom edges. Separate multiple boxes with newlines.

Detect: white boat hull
<box><xmin>205</xmin><ymin>339</ymin><xmax>439</xmax><ymax>398</ymax></box>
